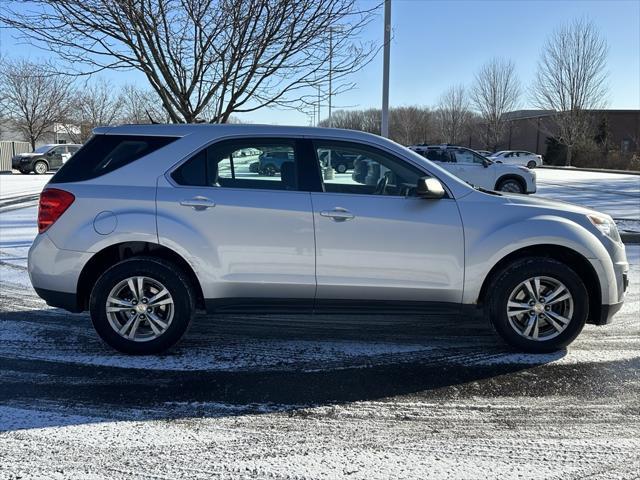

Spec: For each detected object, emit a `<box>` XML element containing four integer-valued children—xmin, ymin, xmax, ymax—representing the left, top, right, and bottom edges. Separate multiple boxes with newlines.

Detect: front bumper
<box><xmin>595</xmin><ymin>300</ymin><xmax>625</xmax><ymax>325</ymax></box>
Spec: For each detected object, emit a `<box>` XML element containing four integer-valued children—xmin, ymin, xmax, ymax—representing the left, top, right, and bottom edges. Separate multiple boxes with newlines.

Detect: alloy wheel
<box><xmin>34</xmin><ymin>162</ymin><xmax>47</xmax><ymax>174</ymax></box>
<box><xmin>499</xmin><ymin>180</ymin><xmax>523</xmax><ymax>193</ymax></box>
<box><xmin>105</xmin><ymin>276</ymin><xmax>174</xmax><ymax>342</ymax></box>
<box><xmin>506</xmin><ymin>276</ymin><xmax>574</xmax><ymax>341</ymax></box>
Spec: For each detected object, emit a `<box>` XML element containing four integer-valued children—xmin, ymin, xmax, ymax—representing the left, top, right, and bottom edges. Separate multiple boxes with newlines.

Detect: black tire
<box><xmin>90</xmin><ymin>257</ymin><xmax>195</xmax><ymax>354</ymax></box>
<box><xmin>263</xmin><ymin>164</ymin><xmax>277</xmax><ymax>176</ymax></box>
<box><xmin>335</xmin><ymin>163</ymin><xmax>348</xmax><ymax>174</ymax></box>
<box><xmin>496</xmin><ymin>177</ymin><xmax>525</xmax><ymax>193</ymax></box>
<box><xmin>34</xmin><ymin>160</ymin><xmax>48</xmax><ymax>175</ymax></box>
<box><xmin>527</xmin><ymin>160</ymin><xmax>537</xmax><ymax>169</ymax></box>
<box><xmin>486</xmin><ymin>257</ymin><xmax>588</xmax><ymax>353</ymax></box>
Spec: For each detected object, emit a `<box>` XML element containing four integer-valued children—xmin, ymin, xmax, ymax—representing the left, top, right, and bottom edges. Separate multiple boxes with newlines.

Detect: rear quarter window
<box><xmin>50</xmin><ymin>134</ymin><xmax>177</xmax><ymax>183</ymax></box>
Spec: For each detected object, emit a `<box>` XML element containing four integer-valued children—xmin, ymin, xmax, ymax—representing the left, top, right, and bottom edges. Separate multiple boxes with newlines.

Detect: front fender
<box><xmin>463</xmin><ymin>215</ymin><xmax>615</xmax><ymax>305</ymax></box>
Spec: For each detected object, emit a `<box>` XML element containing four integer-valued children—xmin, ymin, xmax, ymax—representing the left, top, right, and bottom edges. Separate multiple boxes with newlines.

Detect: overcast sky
<box><xmin>1</xmin><ymin>0</ymin><xmax>638</xmax><ymax>125</ymax></box>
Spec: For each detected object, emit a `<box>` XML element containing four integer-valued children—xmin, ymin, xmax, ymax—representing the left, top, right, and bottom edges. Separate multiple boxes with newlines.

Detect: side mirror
<box><xmin>416</xmin><ymin>177</ymin><xmax>445</xmax><ymax>199</ymax></box>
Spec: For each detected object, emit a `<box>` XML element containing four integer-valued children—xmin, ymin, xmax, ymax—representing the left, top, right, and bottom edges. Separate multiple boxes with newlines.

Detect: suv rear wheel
<box><xmin>496</xmin><ymin>177</ymin><xmax>524</xmax><ymax>193</ymax></box>
<box><xmin>487</xmin><ymin>257</ymin><xmax>588</xmax><ymax>352</ymax></box>
<box><xmin>89</xmin><ymin>257</ymin><xmax>195</xmax><ymax>354</ymax></box>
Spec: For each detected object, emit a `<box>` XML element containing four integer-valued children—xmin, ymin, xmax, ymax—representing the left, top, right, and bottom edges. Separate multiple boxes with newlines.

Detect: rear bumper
<box><xmin>34</xmin><ymin>287</ymin><xmax>82</xmax><ymax>313</ymax></box>
<box><xmin>28</xmin><ymin>233</ymin><xmax>91</xmax><ymax>311</ymax></box>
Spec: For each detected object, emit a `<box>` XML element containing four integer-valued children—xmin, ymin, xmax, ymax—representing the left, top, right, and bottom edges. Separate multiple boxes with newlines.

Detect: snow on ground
<box><xmin>1</xmin><ymin>178</ymin><xmax>639</xmax><ymax>479</ymax></box>
<box><xmin>0</xmin><ymin>173</ymin><xmax>52</xmax><ymax>200</ymax></box>
<box><xmin>535</xmin><ymin>168</ymin><xmax>640</xmax><ymax>233</ymax></box>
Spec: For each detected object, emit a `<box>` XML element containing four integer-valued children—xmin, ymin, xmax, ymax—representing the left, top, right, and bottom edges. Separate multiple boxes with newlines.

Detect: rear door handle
<box><xmin>180</xmin><ymin>196</ymin><xmax>216</xmax><ymax>210</ymax></box>
<box><xmin>319</xmin><ymin>208</ymin><xmax>355</xmax><ymax>221</ymax></box>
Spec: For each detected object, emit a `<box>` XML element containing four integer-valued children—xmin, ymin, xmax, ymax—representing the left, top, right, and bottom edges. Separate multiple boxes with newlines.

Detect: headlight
<box><xmin>588</xmin><ymin>214</ymin><xmax>621</xmax><ymax>242</ymax></box>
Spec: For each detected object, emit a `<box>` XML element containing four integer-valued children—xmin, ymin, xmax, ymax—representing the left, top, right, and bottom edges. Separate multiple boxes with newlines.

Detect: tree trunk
<box><xmin>30</xmin><ymin>137</ymin><xmax>36</xmax><ymax>151</ymax></box>
<box><xmin>566</xmin><ymin>145</ymin><xmax>572</xmax><ymax>166</ymax></box>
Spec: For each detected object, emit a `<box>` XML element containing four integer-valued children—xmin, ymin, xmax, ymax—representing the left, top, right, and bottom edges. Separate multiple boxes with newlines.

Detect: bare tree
<box><xmin>320</xmin><ymin>110</ymin><xmax>365</xmax><ymax>130</ymax></box>
<box><xmin>65</xmin><ymin>79</ymin><xmax>125</xmax><ymax>142</ymax></box>
<box><xmin>0</xmin><ymin>59</ymin><xmax>73</xmax><ymax>149</ymax></box>
<box><xmin>471</xmin><ymin>58</ymin><xmax>520</xmax><ymax>151</ymax></box>
<box><xmin>1</xmin><ymin>0</ymin><xmax>376</xmax><ymax>124</ymax></box>
<box><xmin>320</xmin><ymin>106</ymin><xmax>433</xmax><ymax>145</ymax></box>
<box><xmin>390</xmin><ymin>106</ymin><xmax>432</xmax><ymax>145</ymax></box>
<box><xmin>532</xmin><ymin>18</ymin><xmax>609</xmax><ymax>165</ymax></box>
<box><xmin>435</xmin><ymin>85</ymin><xmax>471</xmax><ymax>144</ymax></box>
<box><xmin>119</xmin><ymin>85</ymin><xmax>170</xmax><ymax>124</ymax></box>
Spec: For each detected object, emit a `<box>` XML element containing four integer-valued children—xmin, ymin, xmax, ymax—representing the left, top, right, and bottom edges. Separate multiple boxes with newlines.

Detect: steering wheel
<box><xmin>374</xmin><ymin>175</ymin><xmax>389</xmax><ymax>195</ymax></box>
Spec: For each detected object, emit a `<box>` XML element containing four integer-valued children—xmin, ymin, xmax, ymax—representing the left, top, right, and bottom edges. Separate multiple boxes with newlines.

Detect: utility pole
<box><xmin>318</xmin><ymin>86</ymin><xmax>321</xmax><ymax>126</ymax></box>
<box><xmin>381</xmin><ymin>0</ymin><xmax>391</xmax><ymax>138</ymax></box>
<box><xmin>328</xmin><ymin>28</ymin><xmax>333</xmax><ymax>128</ymax></box>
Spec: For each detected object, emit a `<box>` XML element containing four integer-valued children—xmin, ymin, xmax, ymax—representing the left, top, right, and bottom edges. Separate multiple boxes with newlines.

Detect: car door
<box><xmin>48</xmin><ymin>146</ymin><xmax>66</xmax><ymax>168</ymax></box>
<box><xmin>448</xmin><ymin>148</ymin><xmax>495</xmax><ymax>189</ymax></box>
<box><xmin>156</xmin><ymin>137</ymin><xmax>316</xmax><ymax>310</ymax></box>
<box><xmin>309</xmin><ymin>140</ymin><xmax>464</xmax><ymax>308</ymax></box>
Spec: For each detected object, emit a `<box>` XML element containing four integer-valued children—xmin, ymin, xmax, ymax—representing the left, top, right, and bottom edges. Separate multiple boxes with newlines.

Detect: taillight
<box><xmin>38</xmin><ymin>188</ymin><xmax>75</xmax><ymax>233</ymax></box>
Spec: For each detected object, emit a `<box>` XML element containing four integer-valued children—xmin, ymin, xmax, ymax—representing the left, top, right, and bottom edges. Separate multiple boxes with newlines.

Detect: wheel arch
<box><xmin>495</xmin><ymin>174</ymin><xmax>525</xmax><ymax>192</ymax></box>
<box><xmin>77</xmin><ymin>241</ymin><xmax>205</xmax><ymax>311</ymax></box>
<box><xmin>33</xmin><ymin>157</ymin><xmax>49</xmax><ymax>169</ymax></box>
<box><xmin>477</xmin><ymin>244</ymin><xmax>602</xmax><ymax>325</ymax></box>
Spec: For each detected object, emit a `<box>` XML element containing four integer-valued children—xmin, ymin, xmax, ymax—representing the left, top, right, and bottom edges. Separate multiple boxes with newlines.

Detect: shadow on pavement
<box><xmin>1</xmin><ymin>307</ymin><xmax>575</xmax><ymax>432</ymax></box>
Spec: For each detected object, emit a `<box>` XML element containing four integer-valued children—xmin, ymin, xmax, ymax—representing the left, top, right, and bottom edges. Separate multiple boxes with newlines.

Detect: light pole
<box><xmin>328</xmin><ymin>28</ymin><xmax>333</xmax><ymax>128</ymax></box>
<box><xmin>381</xmin><ymin>0</ymin><xmax>391</xmax><ymax>138</ymax></box>
<box><xmin>318</xmin><ymin>85</ymin><xmax>321</xmax><ymax>126</ymax></box>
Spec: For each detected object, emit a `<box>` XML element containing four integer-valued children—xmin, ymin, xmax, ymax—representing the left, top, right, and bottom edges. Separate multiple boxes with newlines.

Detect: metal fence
<box><xmin>0</xmin><ymin>141</ymin><xmax>31</xmax><ymax>172</ymax></box>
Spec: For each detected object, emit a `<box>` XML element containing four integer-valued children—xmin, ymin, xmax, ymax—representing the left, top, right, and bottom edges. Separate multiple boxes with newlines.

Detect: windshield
<box><xmin>33</xmin><ymin>145</ymin><xmax>54</xmax><ymax>154</ymax></box>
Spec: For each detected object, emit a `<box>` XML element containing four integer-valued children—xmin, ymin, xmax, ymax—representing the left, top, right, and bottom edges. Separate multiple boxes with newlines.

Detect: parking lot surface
<box><xmin>0</xmin><ymin>171</ymin><xmax>639</xmax><ymax>479</ymax></box>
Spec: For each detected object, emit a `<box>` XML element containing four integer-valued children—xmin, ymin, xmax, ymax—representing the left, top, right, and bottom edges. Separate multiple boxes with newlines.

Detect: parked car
<box><xmin>29</xmin><ymin>125</ymin><xmax>627</xmax><ymax>355</ymax></box>
<box><xmin>476</xmin><ymin>150</ymin><xmax>494</xmax><ymax>157</ymax></box>
<box><xmin>318</xmin><ymin>149</ymin><xmax>358</xmax><ymax>173</ymax></box>
<box><xmin>490</xmin><ymin>150</ymin><xmax>543</xmax><ymax>169</ymax></box>
<box><xmin>256</xmin><ymin>150</ymin><xmax>295</xmax><ymax>175</ymax></box>
<box><xmin>12</xmin><ymin>144</ymin><xmax>82</xmax><ymax>174</ymax></box>
<box><xmin>408</xmin><ymin>144</ymin><xmax>536</xmax><ymax>194</ymax></box>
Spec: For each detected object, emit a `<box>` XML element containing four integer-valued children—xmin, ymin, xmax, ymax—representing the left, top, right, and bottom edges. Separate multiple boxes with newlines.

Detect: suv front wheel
<box><xmin>496</xmin><ymin>177</ymin><xmax>525</xmax><ymax>193</ymax></box>
<box><xmin>487</xmin><ymin>257</ymin><xmax>588</xmax><ymax>352</ymax></box>
<box><xmin>89</xmin><ymin>257</ymin><xmax>195</xmax><ymax>354</ymax></box>
<box><xmin>34</xmin><ymin>160</ymin><xmax>48</xmax><ymax>175</ymax></box>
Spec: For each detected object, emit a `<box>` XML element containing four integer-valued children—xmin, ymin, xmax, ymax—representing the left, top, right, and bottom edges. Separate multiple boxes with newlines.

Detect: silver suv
<box><xmin>28</xmin><ymin>125</ymin><xmax>628</xmax><ymax>355</ymax></box>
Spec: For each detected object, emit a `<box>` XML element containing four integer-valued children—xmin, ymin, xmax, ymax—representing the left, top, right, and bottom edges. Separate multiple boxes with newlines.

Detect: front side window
<box><xmin>451</xmin><ymin>148</ymin><xmax>484</xmax><ymax>164</ymax></box>
<box><xmin>172</xmin><ymin>139</ymin><xmax>298</xmax><ymax>191</ymax></box>
<box><xmin>424</xmin><ymin>149</ymin><xmax>452</xmax><ymax>163</ymax></box>
<box><xmin>50</xmin><ymin>146</ymin><xmax>66</xmax><ymax>156</ymax></box>
<box><xmin>313</xmin><ymin>141</ymin><xmax>423</xmax><ymax>197</ymax></box>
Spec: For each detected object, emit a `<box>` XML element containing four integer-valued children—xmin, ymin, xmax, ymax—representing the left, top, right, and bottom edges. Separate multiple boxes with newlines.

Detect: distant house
<box><xmin>0</xmin><ymin>120</ymin><xmax>80</xmax><ymax>147</ymax></box>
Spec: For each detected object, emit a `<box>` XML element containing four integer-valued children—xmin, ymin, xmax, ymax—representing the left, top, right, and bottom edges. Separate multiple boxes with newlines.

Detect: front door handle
<box><xmin>320</xmin><ymin>207</ymin><xmax>355</xmax><ymax>222</ymax></box>
<box><xmin>180</xmin><ymin>196</ymin><xmax>216</xmax><ymax>210</ymax></box>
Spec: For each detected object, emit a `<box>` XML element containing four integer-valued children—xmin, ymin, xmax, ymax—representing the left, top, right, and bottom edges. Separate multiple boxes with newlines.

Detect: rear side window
<box><xmin>50</xmin><ymin>134</ymin><xmax>177</xmax><ymax>183</ymax></box>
